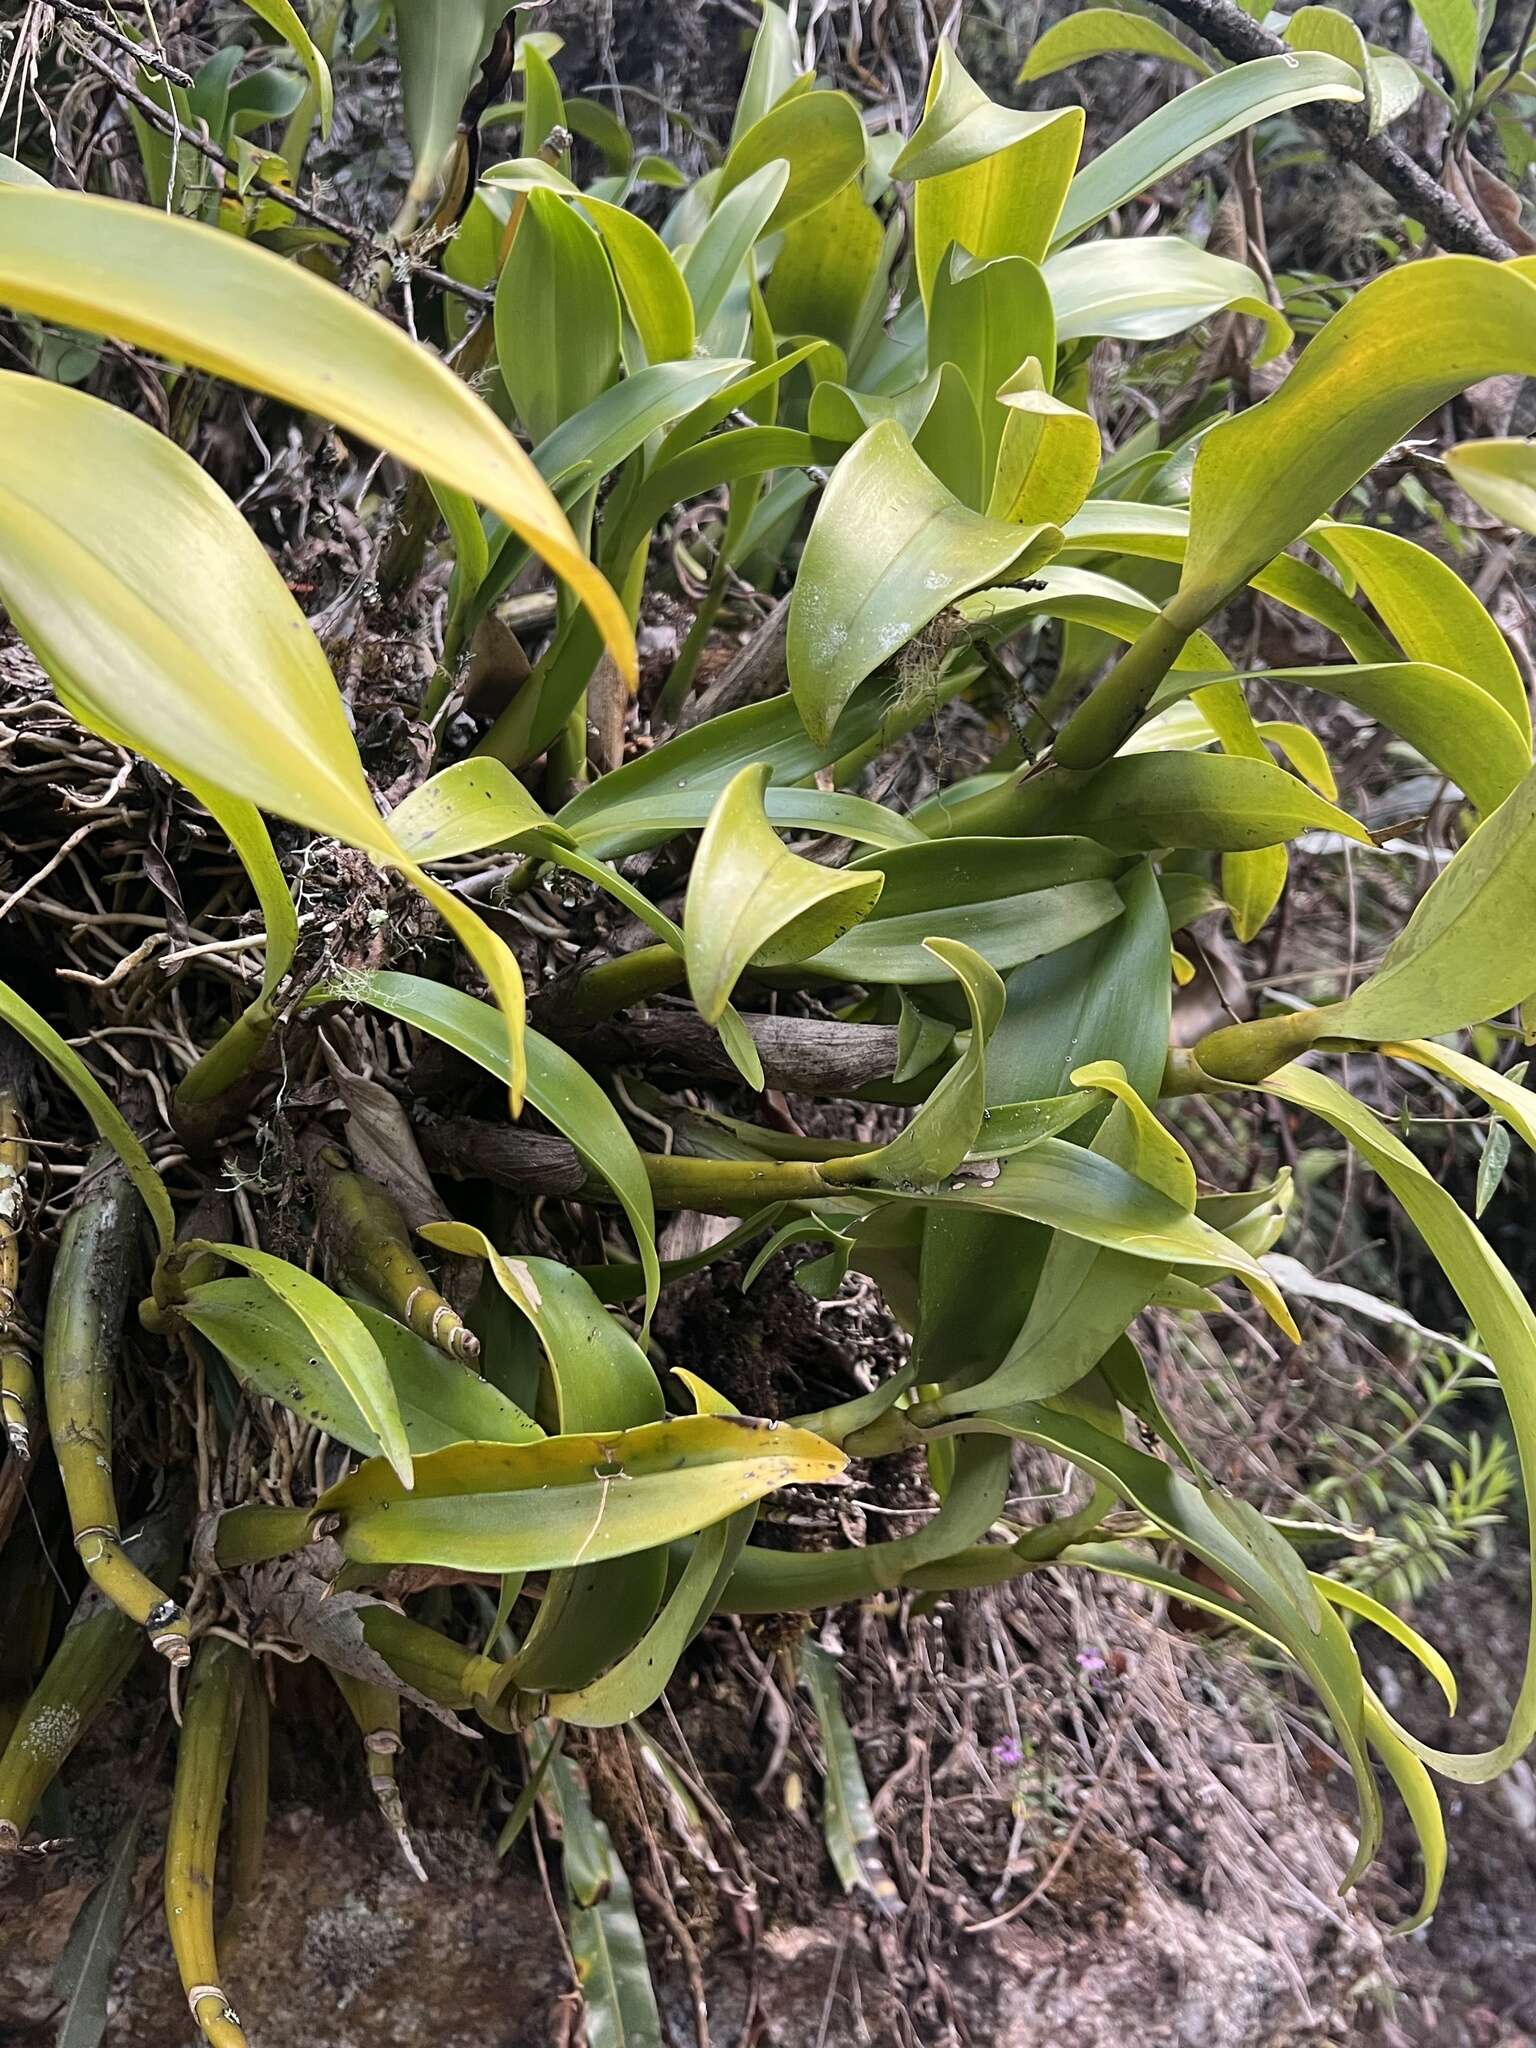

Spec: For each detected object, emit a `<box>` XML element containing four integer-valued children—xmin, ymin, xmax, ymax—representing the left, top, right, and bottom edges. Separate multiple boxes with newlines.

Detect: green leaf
<box><xmin>970</xmin><ymin>1093</ymin><xmax>1095</xmax><ymax>1157</ymax></box>
<box><xmin>576</xmin><ymin>194</ymin><xmax>695</xmax><ymax>363</ymax></box>
<box><xmin>1044</xmin><ymin>235</ymin><xmax>1290</xmax><ymax>362</ymax></box>
<box><xmin>518</xmin><ymin>38</ymin><xmax>566</xmax><ymax>154</ymax></box>
<box><xmin>239</xmin><ymin>0</ymin><xmax>334</xmax><ymax>133</ymax></box>
<box><xmin>1380</xmin><ymin>1037</ymin><xmax>1536</xmax><ymax>1152</ymax></box>
<box><xmin>0</xmin><ymin>372</ymin><xmax>531</xmax><ymax>1113</ymax></box>
<box><xmin>988</xmin><ymin>360</ymin><xmax>1102</xmax><ymax>525</ymax></box>
<box><xmin>733</xmin><ymin>1</ymin><xmax>803</xmax><ymax>140</ymax></box>
<box><xmin>717</xmin><ymin>89</ymin><xmax>868</xmax><ymax>233</ymax></box>
<box><xmin>566</xmin><ymin>781</ymin><xmax>923</xmax><ymax>860</ymax></box>
<box><xmin>542</xmin><ymin>1741</ymin><xmax>665</xmax><ymax>2048</ymax></box>
<box><xmin>0</xmin><ymin>977</ymin><xmax>173</xmax><ymax>1251</ymax></box>
<box><xmin>682</xmin><ymin>160</ymin><xmax>789</xmax><ymax>332</ymax></box>
<box><xmin>386</xmin><ymin>757</ymin><xmax>561</xmax><ymax>862</ymax></box>
<box><xmin>534</xmin><ymin>356</ymin><xmax>750</xmax><ymax>494</ymax></box>
<box><xmin>192</xmin><ymin>1243</ymin><xmax>412</xmax><ymax>1487</ymax></box>
<box><xmin>1053</xmin><ymin>55</ymin><xmax>1363</xmax><ymax>248</ymax></box>
<box><xmin>1180</xmin><ymin>257</ymin><xmax>1536</xmax><ymax>626</ymax></box>
<box><xmin>1019</xmin><ymin>9</ymin><xmax>1212</xmax><ymax>81</ymax></box>
<box><xmin>180</xmin><ymin>1276</ymin><xmax>541</xmax><ymax>1455</ymax></box>
<box><xmin>321</xmin><ymin>1416</ymin><xmax>846</xmax><ymax>1572</ymax></box>
<box><xmin>1312</xmin><ymin>521</ymin><xmax>1530</xmax><ymax>742</ymax></box>
<box><xmin>1159</xmin><ymin>661</ymin><xmax>1529</xmax><ymax>819</ymax></box>
<box><xmin>0</xmin><ymin>153</ymin><xmax>48</xmax><ymax>188</ymax></box>
<box><xmin>496</xmin><ymin>188</ymin><xmax>621</xmax><ymax>443</ymax></box>
<box><xmin>928</xmin><ymin>250</ymin><xmax>1056</xmax><ymax>485</ymax></box>
<box><xmin>53</xmin><ymin>1791</ymin><xmax>156</xmax><ymax>2048</ymax></box>
<box><xmin>1323</xmin><ymin>763</ymin><xmax>1536</xmax><ymax>1043</ymax></box>
<box><xmin>765</xmin><ymin>177</ymin><xmax>885</xmax><ymax>353</ymax></box>
<box><xmin>788</xmin><ymin>419</ymin><xmax>1059</xmax><ymax>744</ymax></box>
<box><xmin>331</xmin><ymin>974</ymin><xmax>661</xmax><ymax>1322</ymax></box>
<box><xmin>972</xmin><ymin>753</ymin><xmax>1373</xmax><ymax>853</ymax></box>
<box><xmin>684</xmin><ymin>763</ymin><xmax>885</xmax><ymax>1021</ymax></box>
<box><xmin>0</xmin><ymin>188</ymin><xmax>634</xmax><ymax>680</ymax></box>
<box><xmin>1445</xmin><ymin>436</ymin><xmax>1536</xmax><ymax>536</ymax></box>
<box><xmin>395</xmin><ymin>0</ymin><xmax>500</xmax><ymax>188</ymax></box>
<box><xmin>892</xmin><ymin>40</ymin><xmax>1084</xmax><ymax>305</ymax></box>
<box><xmin>810</xmin><ymin>836</ymin><xmax>1126</xmax><ymax>983</ymax></box>
<box><xmin>1407</xmin><ymin>0</ymin><xmax>1487</xmax><ymax>95</ymax></box>
<box><xmin>852</xmin><ymin>940</ymin><xmax>1004</xmax><ymax>1187</ymax></box>
<box><xmin>1250</xmin><ymin>1062</ymin><xmax>1536</xmax><ymax>1785</ymax></box>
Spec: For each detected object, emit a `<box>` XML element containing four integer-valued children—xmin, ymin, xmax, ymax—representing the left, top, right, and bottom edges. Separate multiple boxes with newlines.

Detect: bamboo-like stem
<box><xmin>0</xmin><ymin>1091</ymin><xmax>30</xmax><ymax>1460</ymax></box>
<box><xmin>220</xmin><ymin>1664</ymin><xmax>269</xmax><ymax>1947</ymax></box>
<box><xmin>359</xmin><ymin>1603</ymin><xmax>501</xmax><ymax>1709</ymax></box>
<box><xmin>556</xmin><ymin>943</ymin><xmax>688</xmax><ymax>1027</ymax></box>
<box><xmin>641</xmin><ymin>1152</ymin><xmax>847</xmax><ymax>1213</ymax></box>
<box><xmin>1051</xmin><ymin>604</ymin><xmax>1201</xmax><ymax>770</ymax></box>
<box><xmin>0</xmin><ymin>1509</ymin><xmax>181</xmax><ymax>1849</ymax></box>
<box><xmin>44</xmin><ymin>1153</ymin><xmax>189</xmax><ymax>1664</ymax></box>
<box><xmin>166</xmin><ymin>1637</ymin><xmax>251</xmax><ymax>2048</ymax></box>
<box><xmin>304</xmin><ymin>1137</ymin><xmax>479</xmax><ymax>1362</ymax></box>
<box><xmin>209</xmin><ymin>1504</ymin><xmax>314</xmax><ymax>1569</ymax></box>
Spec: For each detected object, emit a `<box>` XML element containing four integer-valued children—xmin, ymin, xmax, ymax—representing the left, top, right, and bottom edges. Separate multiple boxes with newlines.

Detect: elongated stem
<box><xmin>359</xmin><ymin>1604</ymin><xmax>501</xmax><ymax>1708</ymax></box>
<box><xmin>166</xmin><ymin>1638</ymin><xmax>250</xmax><ymax>2048</ymax></box>
<box><xmin>0</xmin><ymin>1092</ymin><xmax>30</xmax><ymax>1460</ymax></box>
<box><xmin>0</xmin><ymin>1088</ymin><xmax>22</xmax><ymax>1327</ymax></box>
<box><xmin>45</xmin><ymin>1154</ymin><xmax>189</xmax><ymax>1664</ymax></box>
<box><xmin>1051</xmin><ymin>605</ymin><xmax>1199</xmax><ymax>769</ymax></box>
<box><xmin>173</xmin><ymin>1000</ymin><xmax>277</xmax><ymax>1117</ymax></box>
<box><xmin>557</xmin><ymin>943</ymin><xmax>687</xmax><ymax>1027</ymax></box>
<box><xmin>0</xmin><ymin>1509</ymin><xmax>182</xmax><ymax>1850</ymax></box>
<box><xmin>305</xmin><ymin>1138</ymin><xmax>479</xmax><ymax>1362</ymax></box>
<box><xmin>642</xmin><ymin>1153</ymin><xmax>840</xmax><ymax>1214</ymax></box>
<box><xmin>209</xmin><ymin>1504</ymin><xmax>314</xmax><ymax>1569</ymax></box>
<box><xmin>1194</xmin><ymin>1004</ymin><xmax>1342</xmax><ymax>1084</ymax></box>
<box><xmin>220</xmin><ymin>1665</ymin><xmax>269</xmax><ymax>1947</ymax></box>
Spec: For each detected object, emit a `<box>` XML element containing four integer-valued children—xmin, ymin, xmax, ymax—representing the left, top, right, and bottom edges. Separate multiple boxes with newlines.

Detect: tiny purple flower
<box><xmin>992</xmin><ymin>1737</ymin><xmax>1024</xmax><ymax>1768</ymax></box>
<box><xmin>1076</xmin><ymin>1649</ymin><xmax>1107</xmax><ymax>1674</ymax></box>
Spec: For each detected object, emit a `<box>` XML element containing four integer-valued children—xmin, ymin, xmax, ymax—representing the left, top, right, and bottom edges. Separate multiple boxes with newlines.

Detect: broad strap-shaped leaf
<box><xmin>395</xmin><ymin>0</ymin><xmax>500</xmax><ymax>189</ymax></box>
<box><xmin>1244</xmin><ymin>1063</ymin><xmax>1536</xmax><ymax>1787</ymax></box>
<box><xmin>810</xmin><ymin>835</ymin><xmax>1125</xmax><ymax>984</ymax></box>
<box><xmin>949</xmin><ymin>752</ymin><xmax>1373</xmax><ymax>853</ymax></box>
<box><xmin>765</xmin><ymin>177</ymin><xmax>886</xmax><ymax>354</ymax></box>
<box><xmin>893</xmin><ymin>39</ymin><xmax>1083</xmax><ymax>305</ymax></box>
<box><xmin>0</xmin><ymin>373</ymin><xmax>531</xmax><ymax>1113</ymax></box>
<box><xmin>332</xmin><ymin>974</ymin><xmax>660</xmax><ymax>1321</ymax></box>
<box><xmin>181</xmin><ymin>1276</ymin><xmax>540</xmax><ymax>1456</ymax></box>
<box><xmin>1444</xmin><ymin>436</ymin><xmax>1536</xmax><ymax>538</ymax></box>
<box><xmin>683</xmin><ymin>763</ymin><xmax>884</xmax><ymax>1022</ymax></box>
<box><xmin>320</xmin><ymin>1418</ymin><xmax>846</xmax><ymax>1571</ymax></box>
<box><xmin>189</xmin><ymin>1242</ymin><xmax>412</xmax><ymax>1487</ymax></box>
<box><xmin>852</xmin><ymin>941</ymin><xmax>1004</xmax><ymax>1188</ymax></box>
<box><xmin>239</xmin><ymin>0</ymin><xmax>333</xmax><ymax>132</ymax></box>
<box><xmin>1052</xmin><ymin>54</ymin><xmax>1363</xmax><ymax>248</ymax></box>
<box><xmin>788</xmin><ymin>419</ymin><xmax>1059</xmax><ymax>744</ymax></box>
<box><xmin>682</xmin><ymin>160</ymin><xmax>789</xmax><ymax>332</ymax></box>
<box><xmin>1019</xmin><ymin>8</ymin><xmax>1212</xmax><ymax>81</ymax></box>
<box><xmin>1043</xmin><ymin>235</ymin><xmax>1290</xmax><ymax>362</ymax></box>
<box><xmin>716</xmin><ymin>88</ymin><xmax>867</xmax><ymax>232</ymax></box>
<box><xmin>0</xmin><ymin>187</ymin><xmax>635</xmax><ymax>681</ymax></box>
<box><xmin>496</xmin><ymin>187</ymin><xmax>621</xmax><ymax>444</ymax></box>
<box><xmin>1321</xmin><ymin>762</ymin><xmax>1536</xmax><ymax>1044</ymax></box>
<box><xmin>1311</xmin><ymin>521</ymin><xmax>1531</xmax><ymax>743</ymax></box>
<box><xmin>576</xmin><ymin>193</ymin><xmax>696</xmax><ymax>363</ymax></box>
